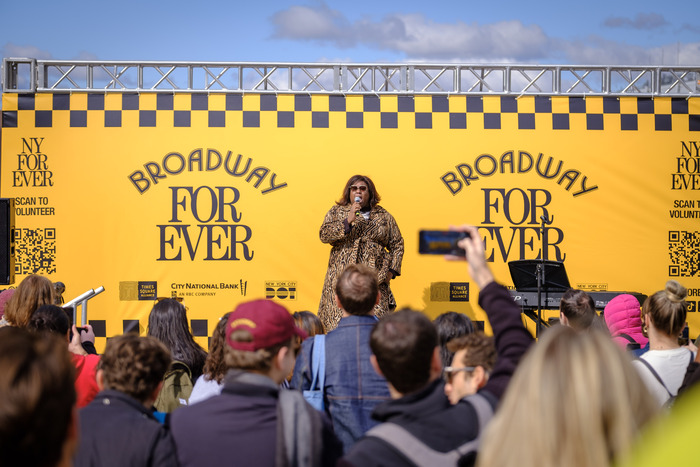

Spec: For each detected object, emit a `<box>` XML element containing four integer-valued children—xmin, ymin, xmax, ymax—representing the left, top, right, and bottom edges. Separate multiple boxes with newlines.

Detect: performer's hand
<box><xmin>348</xmin><ymin>200</ymin><xmax>362</xmax><ymax>223</ymax></box>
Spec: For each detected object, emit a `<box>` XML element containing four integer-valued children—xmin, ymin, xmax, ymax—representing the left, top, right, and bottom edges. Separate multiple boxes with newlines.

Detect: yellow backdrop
<box><xmin>1</xmin><ymin>92</ymin><xmax>699</xmax><ymax>349</ymax></box>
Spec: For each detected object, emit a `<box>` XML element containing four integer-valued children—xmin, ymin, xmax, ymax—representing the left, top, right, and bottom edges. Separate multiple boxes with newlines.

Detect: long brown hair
<box><xmin>336</xmin><ymin>175</ymin><xmax>381</xmax><ymax>207</ymax></box>
<box><xmin>4</xmin><ymin>275</ymin><xmax>55</xmax><ymax>327</ymax></box>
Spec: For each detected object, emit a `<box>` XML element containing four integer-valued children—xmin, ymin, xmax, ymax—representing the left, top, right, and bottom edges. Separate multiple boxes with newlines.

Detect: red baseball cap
<box><xmin>226</xmin><ymin>299</ymin><xmax>307</xmax><ymax>351</ymax></box>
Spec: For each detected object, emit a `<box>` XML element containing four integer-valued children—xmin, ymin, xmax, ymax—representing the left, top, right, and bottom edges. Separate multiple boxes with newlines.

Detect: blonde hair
<box><xmin>642</xmin><ymin>280</ymin><xmax>687</xmax><ymax>337</ymax></box>
<box><xmin>477</xmin><ymin>326</ymin><xmax>658</xmax><ymax>467</ymax></box>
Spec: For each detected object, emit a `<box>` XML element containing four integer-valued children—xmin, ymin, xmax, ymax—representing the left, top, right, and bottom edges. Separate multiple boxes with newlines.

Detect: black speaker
<box><xmin>0</xmin><ymin>199</ymin><xmax>15</xmax><ymax>285</ymax></box>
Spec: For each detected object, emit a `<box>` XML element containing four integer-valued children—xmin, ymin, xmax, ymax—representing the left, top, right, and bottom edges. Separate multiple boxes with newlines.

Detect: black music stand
<box><xmin>508</xmin><ymin>260</ymin><xmax>570</xmax><ymax>337</ymax></box>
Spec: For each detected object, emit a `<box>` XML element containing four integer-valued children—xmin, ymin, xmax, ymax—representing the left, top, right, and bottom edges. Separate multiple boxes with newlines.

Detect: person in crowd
<box><xmin>559</xmin><ymin>288</ymin><xmax>609</xmax><ymax>333</ymax></box>
<box><xmin>285</xmin><ymin>311</ymin><xmax>325</xmax><ymax>388</ymax></box>
<box><xmin>147</xmin><ymin>298</ymin><xmax>207</xmax><ymax>412</ymax></box>
<box><xmin>291</xmin><ymin>264</ymin><xmax>391</xmax><ymax>452</ymax></box>
<box><xmin>74</xmin><ymin>334</ymin><xmax>177</xmax><ymax>467</ymax></box>
<box><xmin>477</xmin><ymin>325</ymin><xmax>659</xmax><ymax>467</ymax></box>
<box><xmin>0</xmin><ymin>288</ymin><xmax>15</xmax><ymax>320</ymax></box>
<box><xmin>28</xmin><ymin>304</ymin><xmax>101</xmax><ymax>408</ymax></box>
<box><xmin>433</xmin><ymin>311</ymin><xmax>475</xmax><ymax>368</ymax></box>
<box><xmin>604</xmin><ymin>293</ymin><xmax>649</xmax><ymax>356</ymax></box>
<box><xmin>188</xmin><ymin>312</ymin><xmax>231</xmax><ymax>405</ymax></box>
<box><xmin>632</xmin><ymin>280</ymin><xmax>694</xmax><ymax>407</ymax></box>
<box><xmin>0</xmin><ymin>326</ymin><xmax>78</xmax><ymax>467</ymax></box>
<box><xmin>444</xmin><ymin>331</ymin><xmax>496</xmax><ymax>404</ymax></box>
<box><xmin>293</xmin><ymin>310</ymin><xmax>326</xmax><ymax>337</ymax></box>
<box><xmin>318</xmin><ymin>174</ymin><xmax>404</xmax><ymax>331</ymax></box>
<box><xmin>340</xmin><ymin>225</ymin><xmax>533</xmax><ymax>467</ymax></box>
<box><xmin>170</xmin><ymin>299</ymin><xmax>342</xmax><ymax>467</ymax></box>
<box><xmin>1</xmin><ymin>274</ymin><xmax>55</xmax><ymax>327</ymax></box>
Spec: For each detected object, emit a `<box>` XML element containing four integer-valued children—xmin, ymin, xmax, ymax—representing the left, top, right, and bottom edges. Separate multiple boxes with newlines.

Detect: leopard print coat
<box><xmin>318</xmin><ymin>203</ymin><xmax>404</xmax><ymax>331</ymax></box>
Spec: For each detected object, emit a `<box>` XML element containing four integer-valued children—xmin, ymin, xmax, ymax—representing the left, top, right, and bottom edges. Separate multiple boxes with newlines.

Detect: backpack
<box><xmin>364</xmin><ymin>392</ymin><xmax>494</xmax><ymax>466</ymax></box>
<box><xmin>637</xmin><ymin>351</ymin><xmax>694</xmax><ymax>409</ymax></box>
<box><xmin>153</xmin><ymin>360</ymin><xmax>194</xmax><ymax>413</ymax></box>
<box><xmin>276</xmin><ymin>389</ymin><xmax>325</xmax><ymax>467</ymax></box>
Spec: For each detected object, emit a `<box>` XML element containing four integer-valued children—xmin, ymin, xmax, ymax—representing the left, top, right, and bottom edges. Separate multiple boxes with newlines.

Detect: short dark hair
<box><xmin>99</xmin><ymin>334</ymin><xmax>172</xmax><ymax>403</ymax></box>
<box><xmin>370</xmin><ymin>310</ymin><xmax>437</xmax><ymax>394</ymax></box>
<box><xmin>27</xmin><ymin>305</ymin><xmax>71</xmax><ymax>336</ymax></box>
<box><xmin>0</xmin><ymin>327</ymin><xmax>76</xmax><ymax>467</ymax></box>
<box><xmin>336</xmin><ymin>174</ymin><xmax>381</xmax><ymax>207</ymax></box>
<box><xmin>446</xmin><ymin>331</ymin><xmax>496</xmax><ymax>372</ymax></box>
<box><xmin>335</xmin><ymin>264</ymin><xmax>379</xmax><ymax>316</ymax></box>
<box><xmin>433</xmin><ymin>311</ymin><xmax>475</xmax><ymax>368</ymax></box>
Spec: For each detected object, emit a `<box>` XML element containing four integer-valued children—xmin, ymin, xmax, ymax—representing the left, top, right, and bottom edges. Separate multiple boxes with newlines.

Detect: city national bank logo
<box><xmin>266</xmin><ymin>281</ymin><xmax>297</xmax><ymax>300</ymax></box>
<box><xmin>172</xmin><ymin>280</ymin><xmax>248</xmax><ymax>297</ymax></box>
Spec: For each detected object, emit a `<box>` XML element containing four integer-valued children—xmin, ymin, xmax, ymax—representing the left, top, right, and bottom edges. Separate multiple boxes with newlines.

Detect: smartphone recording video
<box><xmin>418</xmin><ymin>230</ymin><xmax>469</xmax><ymax>256</ymax></box>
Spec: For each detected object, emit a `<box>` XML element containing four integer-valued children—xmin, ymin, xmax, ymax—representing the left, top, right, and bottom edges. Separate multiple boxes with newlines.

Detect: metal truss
<box><xmin>3</xmin><ymin>58</ymin><xmax>699</xmax><ymax>97</ymax></box>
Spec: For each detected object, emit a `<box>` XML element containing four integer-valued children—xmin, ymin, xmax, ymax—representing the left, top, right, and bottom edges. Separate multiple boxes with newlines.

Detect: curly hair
<box><xmin>98</xmin><ymin>334</ymin><xmax>171</xmax><ymax>403</ymax></box>
<box><xmin>202</xmin><ymin>313</ymin><xmax>231</xmax><ymax>384</ymax></box>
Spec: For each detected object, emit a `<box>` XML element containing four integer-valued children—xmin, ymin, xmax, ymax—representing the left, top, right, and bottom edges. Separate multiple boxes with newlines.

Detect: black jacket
<box><xmin>74</xmin><ymin>390</ymin><xmax>178</xmax><ymax>467</ymax></box>
<box><xmin>341</xmin><ymin>281</ymin><xmax>534</xmax><ymax>467</ymax></box>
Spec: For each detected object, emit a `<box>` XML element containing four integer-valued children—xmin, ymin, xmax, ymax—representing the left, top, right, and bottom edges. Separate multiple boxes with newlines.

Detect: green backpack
<box><xmin>153</xmin><ymin>361</ymin><xmax>194</xmax><ymax>413</ymax></box>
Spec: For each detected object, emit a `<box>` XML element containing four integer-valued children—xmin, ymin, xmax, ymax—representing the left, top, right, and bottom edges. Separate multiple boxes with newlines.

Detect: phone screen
<box><xmin>418</xmin><ymin>230</ymin><xmax>468</xmax><ymax>256</ymax></box>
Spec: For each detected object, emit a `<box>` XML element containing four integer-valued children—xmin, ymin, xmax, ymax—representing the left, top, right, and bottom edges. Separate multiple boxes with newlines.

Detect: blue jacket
<box><xmin>291</xmin><ymin>314</ymin><xmax>391</xmax><ymax>452</ymax></box>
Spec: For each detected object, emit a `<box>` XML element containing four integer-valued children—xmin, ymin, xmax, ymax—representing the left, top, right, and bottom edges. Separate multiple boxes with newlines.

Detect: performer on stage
<box><xmin>318</xmin><ymin>175</ymin><xmax>404</xmax><ymax>331</ymax></box>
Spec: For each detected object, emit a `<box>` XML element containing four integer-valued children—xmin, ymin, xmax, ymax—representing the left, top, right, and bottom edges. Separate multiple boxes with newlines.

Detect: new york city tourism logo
<box><xmin>266</xmin><ymin>281</ymin><xmax>297</xmax><ymax>300</ymax></box>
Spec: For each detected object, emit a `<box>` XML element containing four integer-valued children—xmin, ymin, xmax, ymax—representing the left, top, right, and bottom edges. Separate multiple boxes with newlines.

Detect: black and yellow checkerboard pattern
<box><xmin>3</xmin><ymin>93</ymin><xmax>699</xmax><ymax>131</ymax></box>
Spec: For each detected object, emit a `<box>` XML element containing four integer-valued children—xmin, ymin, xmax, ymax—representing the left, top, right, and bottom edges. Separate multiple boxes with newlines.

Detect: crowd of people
<box><xmin>1</xmin><ymin>176</ymin><xmax>699</xmax><ymax>466</ymax></box>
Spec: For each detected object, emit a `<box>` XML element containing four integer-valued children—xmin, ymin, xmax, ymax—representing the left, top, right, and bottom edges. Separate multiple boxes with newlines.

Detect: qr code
<box><xmin>669</xmin><ymin>231</ymin><xmax>699</xmax><ymax>277</ymax></box>
<box><xmin>14</xmin><ymin>228</ymin><xmax>57</xmax><ymax>275</ymax></box>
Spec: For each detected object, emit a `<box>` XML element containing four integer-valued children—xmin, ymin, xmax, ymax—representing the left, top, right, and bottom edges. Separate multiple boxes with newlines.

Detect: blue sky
<box><xmin>1</xmin><ymin>0</ymin><xmax>698</xmax><ymax>66</ymax></box>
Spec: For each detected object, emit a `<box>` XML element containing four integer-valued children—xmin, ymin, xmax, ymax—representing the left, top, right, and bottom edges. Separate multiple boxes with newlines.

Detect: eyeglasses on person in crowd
<box><xmin>443</xmin><ymin>366</ymin><xmax>476</xmax><ymax>384</ymax></box>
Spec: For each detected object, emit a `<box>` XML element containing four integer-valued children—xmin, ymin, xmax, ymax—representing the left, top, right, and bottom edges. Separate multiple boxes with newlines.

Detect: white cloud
<box><xmin>2</xmin><ymin>43</ymin><xmax>53</xmax><ymax>60</ymax></box>
<box><xmin>270</xmin><ymin>5</ymin><xmax>700</xmax><ymax>66</ymax></box>
<box><xmin>603</xmin><ymin>13</ymin><xmax>668</xmax><ymax>30</ymax></box>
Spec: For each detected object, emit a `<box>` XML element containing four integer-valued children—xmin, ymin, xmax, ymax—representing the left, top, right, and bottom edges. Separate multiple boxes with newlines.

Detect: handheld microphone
<box><xmin>355</xmin><ymin>196</ymin><xmax>362</xmax><ymax>217</ymax></box>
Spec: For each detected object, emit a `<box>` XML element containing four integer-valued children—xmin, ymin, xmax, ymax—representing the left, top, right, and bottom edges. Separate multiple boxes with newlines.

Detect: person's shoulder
<box><xmin>341</xmin><ymin>433</ymin><xmax>401</xmax><ymax>467</ymax></box>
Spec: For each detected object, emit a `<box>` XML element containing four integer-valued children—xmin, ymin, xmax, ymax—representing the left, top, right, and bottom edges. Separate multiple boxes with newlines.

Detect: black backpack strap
<box><xmin>366</xmin><ymin>423</ymin><xmax>462</xmax><ymax>466</ymax></box>
<box><xmin>616</xmin><ymin>333</ymin><xmax>636</xmax><ymax>344</ymax></box>
<box><xmin>637</xmin><ymin>358</ymin><xmax>674</xmax><ymax>398</ymax></box>
<box><xmin>365</xmin><ymin>392</ymin><xmax>494</xmax><ymax>466</ymax></box>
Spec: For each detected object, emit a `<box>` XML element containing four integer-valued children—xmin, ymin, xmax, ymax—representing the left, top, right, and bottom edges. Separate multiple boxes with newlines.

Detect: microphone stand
<box><xmin>536</xmin><ymin>214</ymin><xmax>553</xmax><ymax>338</ymax></box>
<box><xmin>64</xmin><ymin>286</ymin><xmax>105</xmax><ymax>326</ymax></box>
